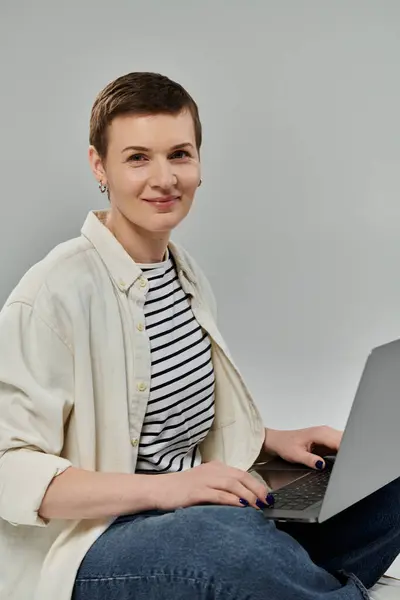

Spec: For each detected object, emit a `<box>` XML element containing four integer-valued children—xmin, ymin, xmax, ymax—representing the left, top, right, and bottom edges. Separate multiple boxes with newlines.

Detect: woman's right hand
<box><xmin>151</xmin><ymin>461</ymin><xmax>275</xmax><ymax>511</ymax></box>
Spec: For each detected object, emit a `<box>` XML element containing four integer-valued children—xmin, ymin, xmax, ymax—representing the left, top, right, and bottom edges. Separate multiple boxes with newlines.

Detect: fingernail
<box><xmin>256</xmin><ymin>498</ymin><xmax>268</xmax><ymax>509</ymax></box>
<box><xmin>266</xmin><ymin>493</ymin><xmax>275</xmax><ymax>506</ymax></box>
<box><xmin>316</xmin><ymin>460</ymin><xmax>325</xmax><ymax>470</ymax></box>
<box><xmin>239</xmin><ymin>498</ymin><xmax>249</xmax><ymax>507</ymax></box>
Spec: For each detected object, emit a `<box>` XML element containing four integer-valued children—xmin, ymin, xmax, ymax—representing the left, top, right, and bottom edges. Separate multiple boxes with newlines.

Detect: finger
<box><xmin>310</xmin><ymin>426</ymin><xmax>342</xmax><ymax>452</ymax></box>
<box><xmin>295</xmin><ymin>449</ymin><xmax>326</xmax><ymax>471</ymax></box>
<box><xmin>232</xmin><ymin>468</ymin><xmax>271</xmax><ymax>502</ymax></box>
<box><xmin>199</xmin><ymin>489</ymin><xmax>252</xmax><ymax>508</ymax></box>
<box><xmin>215</xmin><ymin>473</ymin><xmax>274</xmax><ymax>509</ymax></box>
<box><xmin>210</xmin><ymin>465</ymin><xmax>274</xmax><ymax>506</ymax></box>
<box><xmin>229</xmin><ymin>480</ymin><xmax>258</xmax><ymax>509</ymax></box>
<box><xmin>226</xmin><ymin>479</ymin><xmax>274</xmax><ymax>509</ymax></box>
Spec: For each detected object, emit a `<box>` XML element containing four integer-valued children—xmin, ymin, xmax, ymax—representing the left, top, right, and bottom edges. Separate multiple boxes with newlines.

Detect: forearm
<box><xmin>38</xmin><ymin>466</ymin><xmax>159</xmax><ymax>521</ymax></box>
<box><xmin>253</xmin><ymin>427</ymin><xmax>279</xmax><ymax>463</ymax></box>
<box><xmin>262</xmin><ymin>427</ymin><xmax>280</xmax><ymax>455</ymax></box>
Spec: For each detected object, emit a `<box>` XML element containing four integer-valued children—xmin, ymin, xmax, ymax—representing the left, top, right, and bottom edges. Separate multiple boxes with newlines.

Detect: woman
<box><xmin>0</xmin><ymin>72</ymin><xmax>398</xmax><ymax>600</ymax></box>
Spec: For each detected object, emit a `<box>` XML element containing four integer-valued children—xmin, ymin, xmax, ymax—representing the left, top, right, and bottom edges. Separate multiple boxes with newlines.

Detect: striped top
<box><xmin>135</xmin><ymin>252</ymin><xmax>215</xmax><ymax>473</ymax></box>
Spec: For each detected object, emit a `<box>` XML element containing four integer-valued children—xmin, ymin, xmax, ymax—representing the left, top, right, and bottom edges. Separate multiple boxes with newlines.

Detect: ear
<box><xmin>88</xmin><ymin>145</ymin><xmax>107</xmax><ymax>185</ymax></box>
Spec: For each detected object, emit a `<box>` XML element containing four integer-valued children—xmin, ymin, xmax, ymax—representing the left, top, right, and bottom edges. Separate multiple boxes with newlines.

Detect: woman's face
<box><xmin>89</xmin><ymin>110</ymin><xmax>201</xmax><ymax>235</ymax></box>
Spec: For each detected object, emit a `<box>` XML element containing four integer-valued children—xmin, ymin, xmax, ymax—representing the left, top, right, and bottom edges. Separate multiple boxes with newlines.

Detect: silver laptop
<box><xmin>250</xmin><ymin>339</ymin><xmax>400</xmax><ymax>523</ymax></box>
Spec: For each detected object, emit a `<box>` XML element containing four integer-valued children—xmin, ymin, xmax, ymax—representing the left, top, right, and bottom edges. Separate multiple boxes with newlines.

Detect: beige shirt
<box><xmin>0</xmin><ymin>210</ymin><xmax>265</xmax><ymax>600</ymax></box>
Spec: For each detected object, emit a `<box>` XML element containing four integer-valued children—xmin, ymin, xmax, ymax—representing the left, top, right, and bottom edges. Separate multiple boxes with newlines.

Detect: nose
<box><xmin>149</xmin><ymin>158</ymin><xmax>177</xmax><ymax>190</ymax></box>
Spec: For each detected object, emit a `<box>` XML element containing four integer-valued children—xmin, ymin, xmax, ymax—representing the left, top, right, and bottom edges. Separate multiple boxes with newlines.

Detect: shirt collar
<box><xmin>81</xmin><ymin>210</ymin><xmax>196</xmax><ymax>291</ymax></box>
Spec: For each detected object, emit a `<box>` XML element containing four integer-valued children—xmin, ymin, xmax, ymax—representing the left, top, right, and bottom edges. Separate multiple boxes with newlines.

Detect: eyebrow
<box><xmin>121</xmin><ymin>142</ymin><xmax>195</xmax><ymax>154</ymax></box>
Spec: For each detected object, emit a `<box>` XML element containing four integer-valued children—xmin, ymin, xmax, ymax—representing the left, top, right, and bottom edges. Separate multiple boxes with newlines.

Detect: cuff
<box><xmin>0</xmin><ymin>448</ymin><xmax>72</xmax><ymax>526</ymax></box>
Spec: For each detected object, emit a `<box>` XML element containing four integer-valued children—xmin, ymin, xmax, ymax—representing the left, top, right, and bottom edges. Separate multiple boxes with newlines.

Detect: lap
<box><xmin>75</xmin><ymin>505</ymin><xmax>296</xmax><ymax>577</ymax></box>
<box><xmin>73</xmin><ymin>505</ymin><xmax>358</xmax><ymax>600</ymax></box>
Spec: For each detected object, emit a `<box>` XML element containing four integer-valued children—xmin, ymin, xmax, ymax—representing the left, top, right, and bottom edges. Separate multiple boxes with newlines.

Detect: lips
<box><xmin>144</xmin><ymin>195</ymin><xmax>180</xmax><ymax>203</ymax></box>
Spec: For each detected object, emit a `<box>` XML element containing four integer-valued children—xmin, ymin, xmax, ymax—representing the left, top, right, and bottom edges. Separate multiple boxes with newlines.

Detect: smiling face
<box><xmin>89</xmin><ymin>110</ymin><xmax>201</xmax><ymax>241</ymax></box>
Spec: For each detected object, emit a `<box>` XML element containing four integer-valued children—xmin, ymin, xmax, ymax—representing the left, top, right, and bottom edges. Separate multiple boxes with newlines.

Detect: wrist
<box><xmin>132</xmin><ymin>473</ymin><xmax>165</xmax><ymax>512</ymax></box>
<box><xmin>136</xmin><ymin>472</ymin><xmax>180</xmax><ymax>511</ymax></box>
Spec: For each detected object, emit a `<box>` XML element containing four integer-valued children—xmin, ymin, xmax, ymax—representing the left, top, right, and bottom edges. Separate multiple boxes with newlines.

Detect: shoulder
<box><xmin>1</xmin><ymin>234</ymin><xmax>110</xmax><ymax>347</ymax></box>
<box><xmin>4</xmin><ymin>235</ymin><xmax>96</xmax><ymax>309</ymax></box>
<box><xmin>6</xmin><ymin>236</ymin><xmax>93</xmax><ymax>306</ymax></box>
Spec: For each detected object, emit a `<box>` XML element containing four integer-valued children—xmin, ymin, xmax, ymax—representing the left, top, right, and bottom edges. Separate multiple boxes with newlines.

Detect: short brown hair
<box><xmin>89</xmin><ymin>72</ymin><xmax>202</xmax><ymax>160</ymax></box>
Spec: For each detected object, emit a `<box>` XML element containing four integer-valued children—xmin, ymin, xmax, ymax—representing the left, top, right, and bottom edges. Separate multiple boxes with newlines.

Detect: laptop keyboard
<box><xmin>271</xmin><ymin>468</ymin><xmax>331</xmax><ymax>511</ymax></box>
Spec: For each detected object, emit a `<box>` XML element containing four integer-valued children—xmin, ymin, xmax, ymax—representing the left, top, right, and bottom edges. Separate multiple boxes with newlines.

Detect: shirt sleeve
<box><xmin>0</xmin><ymin>301</ymin><xmax>73</xmax><ymax>526</ymax></box>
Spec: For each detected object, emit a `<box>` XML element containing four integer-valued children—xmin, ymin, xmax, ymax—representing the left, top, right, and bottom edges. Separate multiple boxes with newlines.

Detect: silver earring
<box><xmin>99</xmin><ymin>181</ymin><xmax>108</xmax><ymax>194</ymax></box>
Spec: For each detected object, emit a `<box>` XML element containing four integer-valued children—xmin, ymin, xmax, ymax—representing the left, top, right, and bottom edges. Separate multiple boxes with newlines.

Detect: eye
<box><xmin>170</xmin><ymin>150</ymin><xmax>191</xmax><ymax>160</ymax></box>
<box><xmin>127</xmin><ymin>153</ymin><xmax>147</xmax><ymax>162</ymax></box>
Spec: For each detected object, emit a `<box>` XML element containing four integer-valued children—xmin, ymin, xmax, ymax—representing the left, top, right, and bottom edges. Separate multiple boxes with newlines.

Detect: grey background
<box><xmin>1</xmin><ymin>0</ymin><xmax>400</xmax><ymax>575</ymax></box>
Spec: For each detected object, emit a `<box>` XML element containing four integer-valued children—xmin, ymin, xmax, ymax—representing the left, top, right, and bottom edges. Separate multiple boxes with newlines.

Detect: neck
<box><xmin>105</xmin><ymin>207</ymin><xmax>169</xmax><ymax>264</ymax></box>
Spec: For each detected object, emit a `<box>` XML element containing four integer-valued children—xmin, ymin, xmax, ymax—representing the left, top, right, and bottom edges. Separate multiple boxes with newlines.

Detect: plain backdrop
<box><xmin>1</xmin><ymin>0</ymin><xmax>400</xmax><ymax>576</ymax></box>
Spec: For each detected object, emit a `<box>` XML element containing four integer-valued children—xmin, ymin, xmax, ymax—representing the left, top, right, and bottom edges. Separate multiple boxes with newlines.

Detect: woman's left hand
<box><xmin>263</xmin><ymin>426</ymin><xmax>343</xmax><ymax>470</ymax></box>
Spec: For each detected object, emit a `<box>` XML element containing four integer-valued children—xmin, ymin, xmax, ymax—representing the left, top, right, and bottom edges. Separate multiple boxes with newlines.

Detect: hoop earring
<box><xmin>198</xmin><ymin>179</ymin><xmax>202</xmax><ymax>187</ymax></box>
<box><xmin>99</xmin><ymin>181</ymin><xmax>108</xmax><ymax>194</ymax></box>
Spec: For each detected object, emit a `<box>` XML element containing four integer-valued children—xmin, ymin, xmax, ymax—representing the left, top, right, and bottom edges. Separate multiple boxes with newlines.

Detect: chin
<box><xmin>151</xmin><ymin>219</ymin><xmax>183</xmax><ymax>233</ymax></box>
<box><xmin>148</xmin><ymin>211</ymin><xmax>188</xmax><ymax>233</ymax></box>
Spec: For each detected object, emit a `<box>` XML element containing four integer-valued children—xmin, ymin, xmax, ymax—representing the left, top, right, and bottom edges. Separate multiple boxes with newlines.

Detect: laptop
<box><xmin>250</xmin><ymin>338</ymin><xmax>400</xmax><ymax>523</ymax></box>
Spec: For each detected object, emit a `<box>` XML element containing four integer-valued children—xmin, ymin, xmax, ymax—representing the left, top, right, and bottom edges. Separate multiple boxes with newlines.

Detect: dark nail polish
<box><xmin>239</xmin><ymin>498</ymin><xmax>249</xmax><ymax>507</ymax></box>
<box><xmin>266</xmin><ymin>493</ymin><xmax>275</xmax><ymax>506</ymax></box>
<box><xmin>256</xmin><ymin>498</ymin><xmax>267</xmax><ymax>509</ymax></box>
<box><xmin>316</xmin><ymin>460</ymin><xmax>324</xmax><ymax>470</ymax></box>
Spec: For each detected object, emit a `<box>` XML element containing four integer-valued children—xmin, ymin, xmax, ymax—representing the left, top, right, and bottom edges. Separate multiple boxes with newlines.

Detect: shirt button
<box><xmin>137</xmin><ymin>382</ymin><xmax>147</xmax><ymax>392</ymax></box>
<box><xmin>131</xmin><ymin>438</ymin><xmax>139</xmax><ymax>447</ymax></box>
<box><xmin>139</xmin><ymin>277</ymin><xmax>147</xmax><ymax>288</ymax></box>
<box><xmin>137</xmin><ymin>322</ymin><xmax>145</xmax><ymax>332</ymax></box>
<box><xmin>119</xmin><ymin>279</ymin><xmax>126</xmax><ymax>288</ymax></box>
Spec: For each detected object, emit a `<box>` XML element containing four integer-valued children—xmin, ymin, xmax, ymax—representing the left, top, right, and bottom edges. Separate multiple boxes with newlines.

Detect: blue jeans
<box><xmin>72</xmin><ymin>477</ymin><xmax>400</xmax><ymax>600</ymax></box>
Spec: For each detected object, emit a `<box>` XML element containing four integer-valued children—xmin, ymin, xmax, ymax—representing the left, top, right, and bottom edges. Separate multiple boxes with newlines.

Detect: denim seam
<box><xmin>338</xmin><ymin>571</ymin><xmax>370</xmax><ymax>600</ymax></box>
<box><xmin>74</xmin><ymin>574</ymin><xmax>216</xmax><ymax>587</ymax></box>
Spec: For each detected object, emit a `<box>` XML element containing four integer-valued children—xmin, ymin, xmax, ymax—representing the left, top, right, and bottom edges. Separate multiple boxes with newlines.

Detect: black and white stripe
<box><xmin>135</xmin><ymin>253</ymin><xmax>215</xmax><ymax>473</ymax></box>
